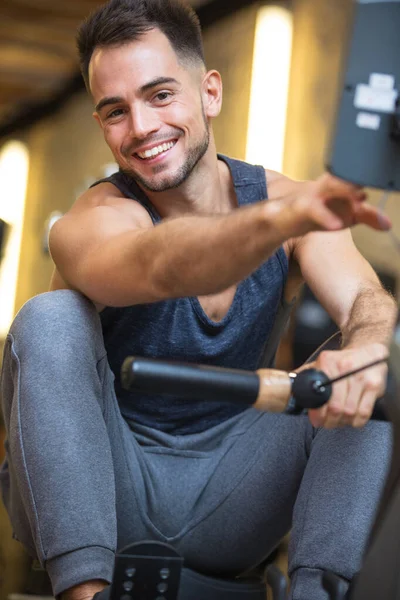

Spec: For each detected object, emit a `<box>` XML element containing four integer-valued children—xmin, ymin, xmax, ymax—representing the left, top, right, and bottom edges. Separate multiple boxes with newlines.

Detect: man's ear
<box><xmin>202</xmin><ymin>70</ymin><xmax>223</xmax><ymax>119</ymax></box>
<box><xmin>93</xmin><ymin>112</ymin><xmax>103</xmax><ymax>130</ymax></box>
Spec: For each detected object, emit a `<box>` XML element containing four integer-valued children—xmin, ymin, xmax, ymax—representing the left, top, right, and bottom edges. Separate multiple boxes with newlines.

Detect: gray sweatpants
<box><xmin>0</xmin><ymin>291</ymin><xmax>392</xmax><ymax>599</ymax></box>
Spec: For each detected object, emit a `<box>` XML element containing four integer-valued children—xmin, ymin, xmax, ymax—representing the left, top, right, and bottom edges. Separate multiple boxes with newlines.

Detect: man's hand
<box><xmin>272</xmin><ymin>173</ymin><xmax>392</xmax><ymax>238</ymax></box>
<box><xmin>305</xmin><ymin>343</ymin><xmax>389</xmax><ymax>429</ymax></box>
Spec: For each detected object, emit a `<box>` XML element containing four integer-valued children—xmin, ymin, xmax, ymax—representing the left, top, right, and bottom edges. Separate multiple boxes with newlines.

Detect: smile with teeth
<box><xmin>136</xmin><ymin>141</ymin><xmax>176</xmax><ymax>160</ymax></box>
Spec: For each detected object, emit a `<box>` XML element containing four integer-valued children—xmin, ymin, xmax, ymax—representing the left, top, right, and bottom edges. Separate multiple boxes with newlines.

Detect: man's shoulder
<box><xmin>90</xmin><ymin>169</ymin><xmax>140</xmax><ymax>198</ymax></box>
<box><xmin>264</xmin><ymin>168</ymin><xmax>296</xmax><ymax>188</ymax></box>
<box><xmin>64</xmin><ymin>179</ymin><xmax>153</xmax><ymax>230</ymax></box>
<box><xmin>219</xmin><ymin>154</ymin><xmax>298</xmax><ymax>194</ymax></box>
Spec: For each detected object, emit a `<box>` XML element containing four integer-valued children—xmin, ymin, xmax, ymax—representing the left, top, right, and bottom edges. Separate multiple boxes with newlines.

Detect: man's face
<box><xmin>90</xmin><ymin>29</ymin><xmax>211</xmax><ymax>193</ymax></box>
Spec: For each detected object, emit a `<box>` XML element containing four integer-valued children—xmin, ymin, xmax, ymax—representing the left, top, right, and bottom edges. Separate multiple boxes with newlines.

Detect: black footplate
<box><xmin>109</xmin><ymin>541</ymin><xmax>184</xmax><ymax>600</ymax></box>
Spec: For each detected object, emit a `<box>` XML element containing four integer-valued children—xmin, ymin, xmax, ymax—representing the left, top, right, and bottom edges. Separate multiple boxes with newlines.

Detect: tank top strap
<box><xmin>218</xmin><ymin>154</ymin><xmax>268</xmax><ymax>205</ymax></box>
<box><xmin>92</xmin><ymin>157</ymin><xmax>267</xmax><ymax>214</ymax></box>
<box><xmin>90</xmin><ymin>170</ymin><xmax>161</xmax><ymax>224</ymax></box>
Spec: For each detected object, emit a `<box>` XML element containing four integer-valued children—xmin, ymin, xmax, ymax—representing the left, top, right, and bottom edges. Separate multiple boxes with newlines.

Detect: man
<box><xmin>0</xmin><ymin>0</ymin><xmax>397</xmax><ymax>599</ymax></box>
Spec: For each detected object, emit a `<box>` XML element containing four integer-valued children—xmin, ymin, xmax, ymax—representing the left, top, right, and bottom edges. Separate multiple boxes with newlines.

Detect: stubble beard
<box><xmin>120</xmin><ymin>122</ymin><xmax>210</xmax><ymax>193</ymax></box>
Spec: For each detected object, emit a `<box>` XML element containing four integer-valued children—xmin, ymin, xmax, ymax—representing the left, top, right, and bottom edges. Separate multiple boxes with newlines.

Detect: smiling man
<box><xmin>0</xmin><ymin>1</ymin><xmax>397</xmax><ymax>600</ymax></box>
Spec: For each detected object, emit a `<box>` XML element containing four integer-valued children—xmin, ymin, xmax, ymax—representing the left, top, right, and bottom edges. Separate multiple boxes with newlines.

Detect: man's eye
<box><xmin>107</xmin><ymin>108</ymin><xmax>124</xmax><ymax>119</ymax></box>
<box><xmin>154</xmin><ymin>92</ymin><xmax>171</xmax><ymax>102</ymax></box>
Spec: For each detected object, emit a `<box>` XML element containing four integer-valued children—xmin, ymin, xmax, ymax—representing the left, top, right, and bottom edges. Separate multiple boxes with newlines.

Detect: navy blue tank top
<box><xmin>93</xmin><ymin>155</ymin><xmax>289</xmax><ymax>434</ymax></box>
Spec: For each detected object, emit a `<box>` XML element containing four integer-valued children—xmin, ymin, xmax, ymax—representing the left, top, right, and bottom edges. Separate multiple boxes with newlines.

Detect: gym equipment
<box><xmin>95</xmin><ymin>540</ymin><xmax>270</xmax><ymax>600</ymax></box>
<box><xmin>121</xmin><ymin>351</ymin><xmax>388</xmax><ymax>421</ymax></box>
<box><xmin>327</xmin><ymin>0</ymin><xmax>400</xmax><ymax>190</ymax></box>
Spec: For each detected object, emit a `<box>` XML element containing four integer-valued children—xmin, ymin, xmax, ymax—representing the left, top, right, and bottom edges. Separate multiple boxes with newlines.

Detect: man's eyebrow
<box><xmin>95</xmin><ymin>96</ymin><xmax>124</xmax><ymax>113</ymax></box>
<box><xmin>95</xmin><ymin>78</ymin><xmax>179</xmax><ymax>113</ymax></box>
<box><xmin>140</xmin><ymin>77</ymin><xmax>180</xmax><ymax>94</ymax></box>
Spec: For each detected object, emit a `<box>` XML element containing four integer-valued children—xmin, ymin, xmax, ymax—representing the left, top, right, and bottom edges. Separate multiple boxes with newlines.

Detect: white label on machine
<box><xmin>356</xmin><ymin>112</ymin><xmax>381</xmax><ymax>130</ymax></box>
<box><xmin>369</xmin><ymin>73</ymin><xmax>395</xmax><ymax>91</ymax></box>
<box><xmin>354</xmin><ymin>84</ymin><xmax>398</xmax><ymax>113</ymax></box>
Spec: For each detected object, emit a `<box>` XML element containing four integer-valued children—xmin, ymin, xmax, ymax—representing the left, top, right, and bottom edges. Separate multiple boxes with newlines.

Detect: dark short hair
<box><xmin>76</xmin><ymin>0</ymin><xmax>205</xmax><ymax>90</ymax></box>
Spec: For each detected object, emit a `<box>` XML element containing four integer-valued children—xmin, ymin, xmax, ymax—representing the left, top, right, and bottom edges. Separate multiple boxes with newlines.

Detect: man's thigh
<box><xmin>166</xmin><ymin>410</ymin><xmax>313</xmax><ymax>575</ymax></box>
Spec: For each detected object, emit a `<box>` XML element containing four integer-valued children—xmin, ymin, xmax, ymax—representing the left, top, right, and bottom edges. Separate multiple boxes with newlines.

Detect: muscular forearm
<box><xmin>142</xmin><ymin>201</ymin><xmax>290</xmax><ymax>299</ymax></box>
<box><xmin>341</xmin><ymin>285</ymin><xmax>398</xmax><ymax>349</ymax></box>
<box><xmin>64</xmin><ymin>171</ymin><xmax>391</xmax><ymax>307</ymax></box>
<box><xmin>79</xmin><ymin>199</ymin><xmax>297</xmax><ymax>306</ymax></box>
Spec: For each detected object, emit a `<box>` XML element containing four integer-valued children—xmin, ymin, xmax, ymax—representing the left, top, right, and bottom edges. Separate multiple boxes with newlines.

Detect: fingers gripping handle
<box><xmin>288</xmin><ymin>368</ymin><xmax>388</xmax><ymax>420</ymax></box>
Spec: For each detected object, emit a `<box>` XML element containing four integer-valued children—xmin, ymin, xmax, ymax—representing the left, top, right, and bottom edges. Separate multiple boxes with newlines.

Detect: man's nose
<box><xmin>129</xmin><ymin>104</ymin><xmax>160</xmax><ymax>140</ymax></box>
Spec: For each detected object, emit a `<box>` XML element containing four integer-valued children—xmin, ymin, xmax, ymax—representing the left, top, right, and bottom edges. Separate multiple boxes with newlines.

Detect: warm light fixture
<box><xmin>246</xmin><ymin>4</ymin><xmax>293</xmax><ymax>172</ymax></box>
<box><xmin>0</xmin><ymin>140</ymin><xmax>29</xmax><ymax>338</ymax></box>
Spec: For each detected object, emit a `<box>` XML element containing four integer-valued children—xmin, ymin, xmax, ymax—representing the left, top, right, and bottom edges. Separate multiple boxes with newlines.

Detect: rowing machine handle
<box><xmin>121</xmin><ymin>357</ymin><xmax>387</xmax><ymax>420</ymax></box>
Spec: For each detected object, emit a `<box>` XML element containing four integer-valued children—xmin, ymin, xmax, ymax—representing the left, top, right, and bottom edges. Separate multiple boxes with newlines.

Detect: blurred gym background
<box><xmin>0</xmin><ymin>0</ymin><xmax>398</xmax><ymax>597</ymax></box>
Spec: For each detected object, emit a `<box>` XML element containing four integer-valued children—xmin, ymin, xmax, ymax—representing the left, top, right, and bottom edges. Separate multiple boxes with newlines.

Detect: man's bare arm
<box><xmin>293</xmin><ymin>228</ymin><xmax>397</xmax><ymax>428</ymax></box>
<box><xmin>293</xmin><ymin>229</ymin><xmax>397</xmax><ymax>347</ymax></box>
<box><xmin>50</xmin><ymin>196</ymin><xmax>289</xmax><ymax>307</ymax></box>
<box><xmin>49</xmin><ymin>175</ymin><xmax>390</xmax><ymax>308</ymax></box>
<box><xmin>341</xmin><ymin>285</ymin><xmax>397</xmax><ymax>349</ymax></box>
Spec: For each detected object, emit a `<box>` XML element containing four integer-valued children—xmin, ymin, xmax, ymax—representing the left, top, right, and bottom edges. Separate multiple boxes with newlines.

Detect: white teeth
<box><xmin>138</xmin><ymin>141</ymin><xmax>175</xmax><ymax>160</ymax></box>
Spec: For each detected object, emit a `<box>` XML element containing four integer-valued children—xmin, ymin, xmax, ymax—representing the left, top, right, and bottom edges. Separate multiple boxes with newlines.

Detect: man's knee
<box><xmin>8</xmin><ymin>290</ymin><xmax>104</xmax><ymax>361</ymax></box>
<box><xmin>317</xmin><ymin>419</ymin><xmax>392</xmax><ymax>469</ymax></box>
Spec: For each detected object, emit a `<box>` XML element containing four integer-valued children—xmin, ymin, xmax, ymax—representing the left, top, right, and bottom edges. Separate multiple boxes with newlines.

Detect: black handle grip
<box><xmin>292</xmin><ymin>369</ymin><xmax>388</xmax><ymax>420</ymax></box>
<box><xmin>121</xmin><ymin>357</ymin><xmax>260</xmax><ymax>405</ymax></box>
<box><xmin>291</xmin><ymin>369</ymin><xmax>332</xmax><ymax>409</ymax></box>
